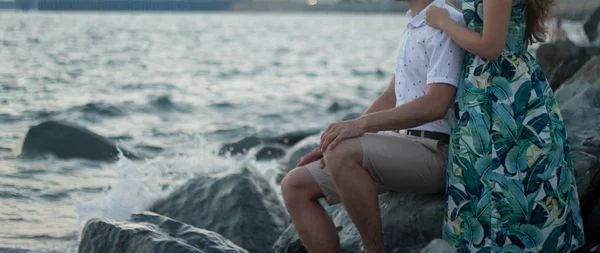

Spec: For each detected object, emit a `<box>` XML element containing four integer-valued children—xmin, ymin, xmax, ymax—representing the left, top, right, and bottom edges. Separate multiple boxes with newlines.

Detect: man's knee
<box><xmin>281</xmin><ymin>167</ymin><xmax>322</xmax><ymax>206</ymax></box>
<box><xmin>323</xmin><ymin>138</ymin><xmax>363</xmax><ymax>176</ymax></box>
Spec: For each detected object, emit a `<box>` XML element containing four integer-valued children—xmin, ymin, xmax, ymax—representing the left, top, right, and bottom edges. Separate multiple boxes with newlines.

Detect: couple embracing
<box><xmin>280</xmin><ymin>0</ymin><xmax>586</xmax><ymax>252</ymax></box>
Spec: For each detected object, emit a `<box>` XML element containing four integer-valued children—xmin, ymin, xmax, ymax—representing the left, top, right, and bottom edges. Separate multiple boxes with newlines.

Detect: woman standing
<box><xmin>425</xmin><ymin>0</ymin><xmax>585</xmax><ymax>252</ymax></box>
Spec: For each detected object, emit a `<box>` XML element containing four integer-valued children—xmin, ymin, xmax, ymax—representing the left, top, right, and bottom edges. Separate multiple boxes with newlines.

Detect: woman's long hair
<box><xmin>525</xmin><ymin>0</ymin><xmax>556</xmax><ymax>44</ymax></box>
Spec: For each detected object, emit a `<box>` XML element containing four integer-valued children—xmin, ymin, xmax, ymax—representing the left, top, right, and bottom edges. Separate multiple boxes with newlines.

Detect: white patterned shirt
<box><xmin>394</xmin><ymin>0</ymin><xmax>465</xmax><ymax>134</ymax></box>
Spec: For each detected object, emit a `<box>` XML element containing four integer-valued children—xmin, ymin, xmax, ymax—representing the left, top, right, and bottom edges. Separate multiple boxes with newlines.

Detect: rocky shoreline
<box><xmin>557</xmin><ymin>0</ymin><xmax>600</xmax><ymax>20</ymax></box>
<box><xmin>14</xmin><ymin>9</ymin><xmax>600</xmax><ymax>253</ymax></box>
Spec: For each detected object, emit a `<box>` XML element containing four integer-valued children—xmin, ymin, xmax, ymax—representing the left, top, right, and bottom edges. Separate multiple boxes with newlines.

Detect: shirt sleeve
<box><xmin>425</xmin><ymin>28</ymin><xmax>464</xmax><ymax>87</ymax></box>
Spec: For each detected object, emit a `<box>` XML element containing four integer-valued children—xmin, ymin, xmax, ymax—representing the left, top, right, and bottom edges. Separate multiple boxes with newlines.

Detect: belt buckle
<box><xmin>406</xmin><ymin>130</ymin><xmax>425</xmax><ymax>138</ymax></box>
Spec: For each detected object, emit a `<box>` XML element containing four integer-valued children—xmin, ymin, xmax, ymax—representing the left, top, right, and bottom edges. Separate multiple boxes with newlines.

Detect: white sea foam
<box><xmin>73</xmin><ymin>134</ymin><xmax>282</xmax><ymax>241</ymax></box>
<box><xmin>74</xmin><ymin>135</ymin><xmax>238</xmax><ymax>231</ymax></box>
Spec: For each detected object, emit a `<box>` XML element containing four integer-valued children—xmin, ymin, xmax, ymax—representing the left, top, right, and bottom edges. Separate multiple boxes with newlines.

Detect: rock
<box><xmin>151</xmin><ymin>95</ymin><xmax>176</xmax><ymax>109</ymax></box>
<box><xmin>254</xmin><ymin>144</ymin><xmax>287</xmax><ymax>161</ymax></box>
<box><xmin>273</xmin><ymin>193</ymin><xmax>445</xmax><ymax>253</ymax></box>
<box><xmin>218</xmin><ymin>136</ymin><xmax>262</xmax><ymax>156</ymax></box>
<box><xmin>328</xmin><ymin>101</ymin><xmax>343</xmax><ymax>113</ymax></box>
<box><xmin>218</xmin><ymin>129</ymin><xmax>320</xmax><ymax>156</ymax></box>
<box><xmin>275</xmin><ymin>134</ymin><xmax>320</xmax><ymax>184</ymax></box>
<box><xmin>561</xmin><ymin>56</ymin><xmax>600</xmax><ymax>86</ymax></box>
<box><xmin>572</xmin><ymin>151</ymin><xmax>600</xmax><ymax>197</ymax></box>
<box><xmin>327</xmin><ymin>101</ymin><xmax>359</xmax><ymax>114</ymax></box>
<box><xmin>584</xmin><ymin>7</ymin><xmax>600</xmax><ymax>42</ymax></box>
<box><xmin>586</xmin><ymin>203</ymin><xmax>600</xmax><ymax>244</ymax></box>
<box><xmin>555</xmin><ymin>79</ymin><xmax>600</xmax><ymax>157</ymax></box>
<box><xmin>150</xmin><ymin>167</ymin><xmax>289</xmax><ymax>253</ymax></box>
<box><xmin>419</xmin><ymin>239</ymin><xmax>456</xmax><ymax>253</ymax></box>
<box><xmin>149</xmin><ymin>95</ymin><xmax>189</xmax><ymax>112</ymax></box>
<box><xmin>559</xmin><ymin>116</ymin><xmax>600</xmax><ymax>167</ymax></box>
<box><xmin>267</xmin><ymin>129</ymin><xmax>321</xmax><ymax>146</ymax></box>
<box><xmin>575</xmin><ymin>140</ymin><xmax>600</xmax><ymax>247</ymax></box>
<box><xmin>78</xmin><ymin>211</ymin><xmax>247</xmax><ymax>253</ymax></box>
<box><xmin>272</xmin><ymin>224</ymin><xmax>308</xmax><ymax>253</ymax></box>
<box><xmin>20</xmin><ymin>121</ymin><xmax>137</xmax><ymax>160</ymax></box>
<box><xmin>555</xmin><ymin>72</ymin><xmax>600</xmax><ymax>251</ymax></box>
<box><xmin>536</xmin><ymin>41</ymin><xmax>594</xmax><ymax>91</ymax></box>
<box><xmin>583</xmin><ymin>136</ymin><xmax>600</xmax><ymax>149</ymax></box>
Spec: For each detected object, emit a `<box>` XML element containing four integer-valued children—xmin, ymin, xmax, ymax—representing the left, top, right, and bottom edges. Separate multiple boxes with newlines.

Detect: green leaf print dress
<box><xmin>442</xmin><ymin>0</ymin><xmax>586</xmax><ymax>252</ymax></box>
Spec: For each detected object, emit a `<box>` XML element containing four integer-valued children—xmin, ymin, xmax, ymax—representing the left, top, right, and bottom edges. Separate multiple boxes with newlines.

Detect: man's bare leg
<box><xmin>324</xmin><ymin>138</ymin><xmax>385</xmax><ymax>253</ymax></box>
<box><xmin>281</xmin><ymin>167</ymin><xmax>340</xmax><ymax>253</ymax></box>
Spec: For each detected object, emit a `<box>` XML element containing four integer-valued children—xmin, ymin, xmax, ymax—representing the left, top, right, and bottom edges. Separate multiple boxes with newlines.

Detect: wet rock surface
<box><xmin>78</xmin><ymin>212</ymin><xmax>248</xmax><ymax>253</ymax></box>
<box><xmin>20</xmin><ymin>121</ymin><xmax>137</xmax><ymax>160</ymax></box>
<box><xmin>150</xmin><ymin>167</ymin><xmax>289</xmax><ymax>253</ymax></box>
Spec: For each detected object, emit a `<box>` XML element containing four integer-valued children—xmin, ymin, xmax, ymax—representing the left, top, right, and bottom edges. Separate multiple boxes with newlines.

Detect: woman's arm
<box><xmin>425</xmin><ymin>0</ymin><xmax>513</xmax><ymax>60</ymax></box>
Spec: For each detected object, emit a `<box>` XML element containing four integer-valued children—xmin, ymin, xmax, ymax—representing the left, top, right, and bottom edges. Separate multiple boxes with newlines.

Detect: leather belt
<box><xmin>403</xmin><ymin>130</ymin><xmax>449</xmax><ymax>144</ymax></box>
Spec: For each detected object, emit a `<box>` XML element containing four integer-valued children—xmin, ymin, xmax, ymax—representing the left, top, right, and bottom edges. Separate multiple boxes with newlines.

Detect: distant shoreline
<box><xmin>0</xmin><ymin>0</ymin><xmax>410</xmax><ymax>13</ymax></box>
<box><xmin>0</xmin><ymin>1</ymin><xmax>598</xmax><ymax>19</ymax></box>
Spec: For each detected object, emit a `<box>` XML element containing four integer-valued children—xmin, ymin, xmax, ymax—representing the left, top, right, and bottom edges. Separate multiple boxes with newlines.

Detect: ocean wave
<box><xmin>1</xmin><ymin>40</ymin><xmax>17</xmax><ymax>47</ymax></box>
<box><xmin>2</xmin><ymin>233</ymin><xmax>78</xmax><ymax>241</ymax></box>
<box><xmin>107</xmin><ymin>135</ymin><xmax>133</xmax><ymax>141</ymax></box>
<box><xmin>0</xmin><ymin>147</ymin><xmax>13</xmax><ymax>153</ymax></box>
<box><xmin>39</xmin><ymin>187</ymin><xmax>104</xmax><ymax>201</ymax></box>
<box><xmin>10</xmin><ymin>169</ymin><xmax>48</xmax><ymax>176</ymax></box>
<box><xmin>0</xmin><ymin>247</ymin><xmax>76</xmax><ymax>253</ymax></box>
<box><xmin>69</xmin><ymin>102</ymin><xmax>126</xmax><ymax>118</ymax></box>
<box><xmin>209</xmin><ymin>102</ymin><xmax>236</xmax><ymax>109</ymax></box>
<box><xmin>351</xmin><ymin>67</ymin><xmax>387</xmax><ymax>77</ymax></box>
<box><xmin>74</xmin><ymin>135</ymin><xmax>228</xmax><ymax>234</ymax></box>
<box><xmin>134</xmin><ymin>144</ymin><xmax>164</xmax><ymax>153</ymax></box>
<box><xmin>146</xmin><ymin>95</ymin><xmax>192</xmax><ymax>113</ymax></box>
<box><xmin>217</xmin><ymin>66</ymin><xmax>267</xmax><ymax>78</ymax></box>
<box><xmin>0</xmin><ymin>82</ymin><xmax>25</xmax><ymax>92</ymax></box>
<box><xmin>72</xmin><ymin>133</ymin><xmax>287</xmax><ymax>251</ymax></box>
<box><xmin>22</xmin><ymin>110</ymin><xmax>62</xmax><ymax>120</ymax></box>
<box><xmin>0</xmin><ymin>190</ymin><xmax>31</xmax><ymax>199</ymax></box>
<box><xmin>119</xmin><ymin>82</ymin><xmax>177</xmax><ymax>91</ymax></box>
<box><xmin>0</xmin><ymin>248</ymin><xmax>30</xmax><ymax>253</ymax></box>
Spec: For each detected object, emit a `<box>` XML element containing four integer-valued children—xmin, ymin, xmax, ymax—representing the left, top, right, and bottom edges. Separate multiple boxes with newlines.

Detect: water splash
<box><xmin>247</xmin><ymin>158</ymin><xmax>284</xmax><ymax>204</ymax></box>
<box><xmin>73</xmin><ymin>134</ymin><xmax>239</xmax><ymax>234</ymax></box>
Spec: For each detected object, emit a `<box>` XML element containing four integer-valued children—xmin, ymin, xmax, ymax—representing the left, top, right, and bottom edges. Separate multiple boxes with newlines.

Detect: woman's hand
<box><xmin>320</xmin><ymin>119</ymin><xmax>365</xmax><ymax>152</ymax></box>
<box><xmin>425</xmin><ymin>6</ymin><xmax>451</xmax><ymax>30</ymax></box>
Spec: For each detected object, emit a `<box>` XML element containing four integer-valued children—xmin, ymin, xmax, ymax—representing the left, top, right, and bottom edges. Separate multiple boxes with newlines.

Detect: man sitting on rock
<box><xmin>280</xmin><ymin>0</ymin><xmax>465</xmax><ymax>252</ymax></box>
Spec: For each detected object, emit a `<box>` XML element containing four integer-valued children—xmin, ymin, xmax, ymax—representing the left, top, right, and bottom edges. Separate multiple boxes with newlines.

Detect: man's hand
<box><xmin>320</xmin><ymin>119</ymin><xmax>365</xmax><ymax>152</ymax></box>
<box><xmin>296</xmin><ymin>148</ymin><xmax>325</xmax><ymax>168</ymax></box>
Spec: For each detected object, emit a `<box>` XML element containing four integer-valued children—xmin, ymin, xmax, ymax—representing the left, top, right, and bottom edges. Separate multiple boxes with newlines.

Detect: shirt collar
<box><xmin>406</xmin><ymin>0</ymin><xmax>447</xmax><ymax>28</ymax></box>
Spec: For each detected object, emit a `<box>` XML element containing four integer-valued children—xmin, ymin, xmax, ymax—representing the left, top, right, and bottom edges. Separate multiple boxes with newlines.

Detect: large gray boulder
<box><xmin>536</xmin><ymin>41</ymin><xmax>597</xmax><ymax>91</ymax></box>
<box><xmin>273</xmin><ymin>193</ymin><xmax>445</xmax><ymax>253</ymax></box>
<box><xmin>78</xmin><ymin>212</ymin><xmax>247</xmax><ymax>253</ymax></box>
<box><xmin>559</xmin><ymin>56</ymin><xmax>600</xmax><ymax>89</ymax></box>
<box><xmin>20</xmin><ymin>121</ymin><xmax>136</xmax><ymax>160</ymax></box>
<box><xmin>218</xmin><ymin>129</ymin><xmax>320</xmax><ymax>156</ymax></box>
<box><xmin>584</xmin><ymin>7</ymin><xmax>600</xmax><ymax>42</ymax></box>
<box><xmin>275</xmin><ymin>134</ymin><xmax>320</xmax><ymax>184</ymax></box>
<box><xmin>254</xmin><ymin>144</ymin><xmax>287</xmax><ymax>161</ymax></box>
<box><xmin>555</xmin><ymin>61</ymin><xmax>600</xmax><ymax>248</ymax></box>
<box><xmin>555</xmin><ymin>57</ymin><xmax>600</xmax><ymax>157</ymax></box>
<box><xmin>150</xmin><ymin>167</ymin><xmax>289</xmax><ymax>253</ymax></box>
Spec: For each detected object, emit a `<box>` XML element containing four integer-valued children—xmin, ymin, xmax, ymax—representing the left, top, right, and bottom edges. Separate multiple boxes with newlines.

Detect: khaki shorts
<box><xmin>305</xmin><ymin>132</ymin><xmax>448</xmax><ymax>205</ymax></box>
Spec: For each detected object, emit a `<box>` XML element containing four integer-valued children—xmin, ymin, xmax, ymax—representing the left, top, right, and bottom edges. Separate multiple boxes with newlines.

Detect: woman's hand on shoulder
<box><xmin>425</xmin><ymin>6</ymin><xmax>451</xmax><ymax>30</ymax></box>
